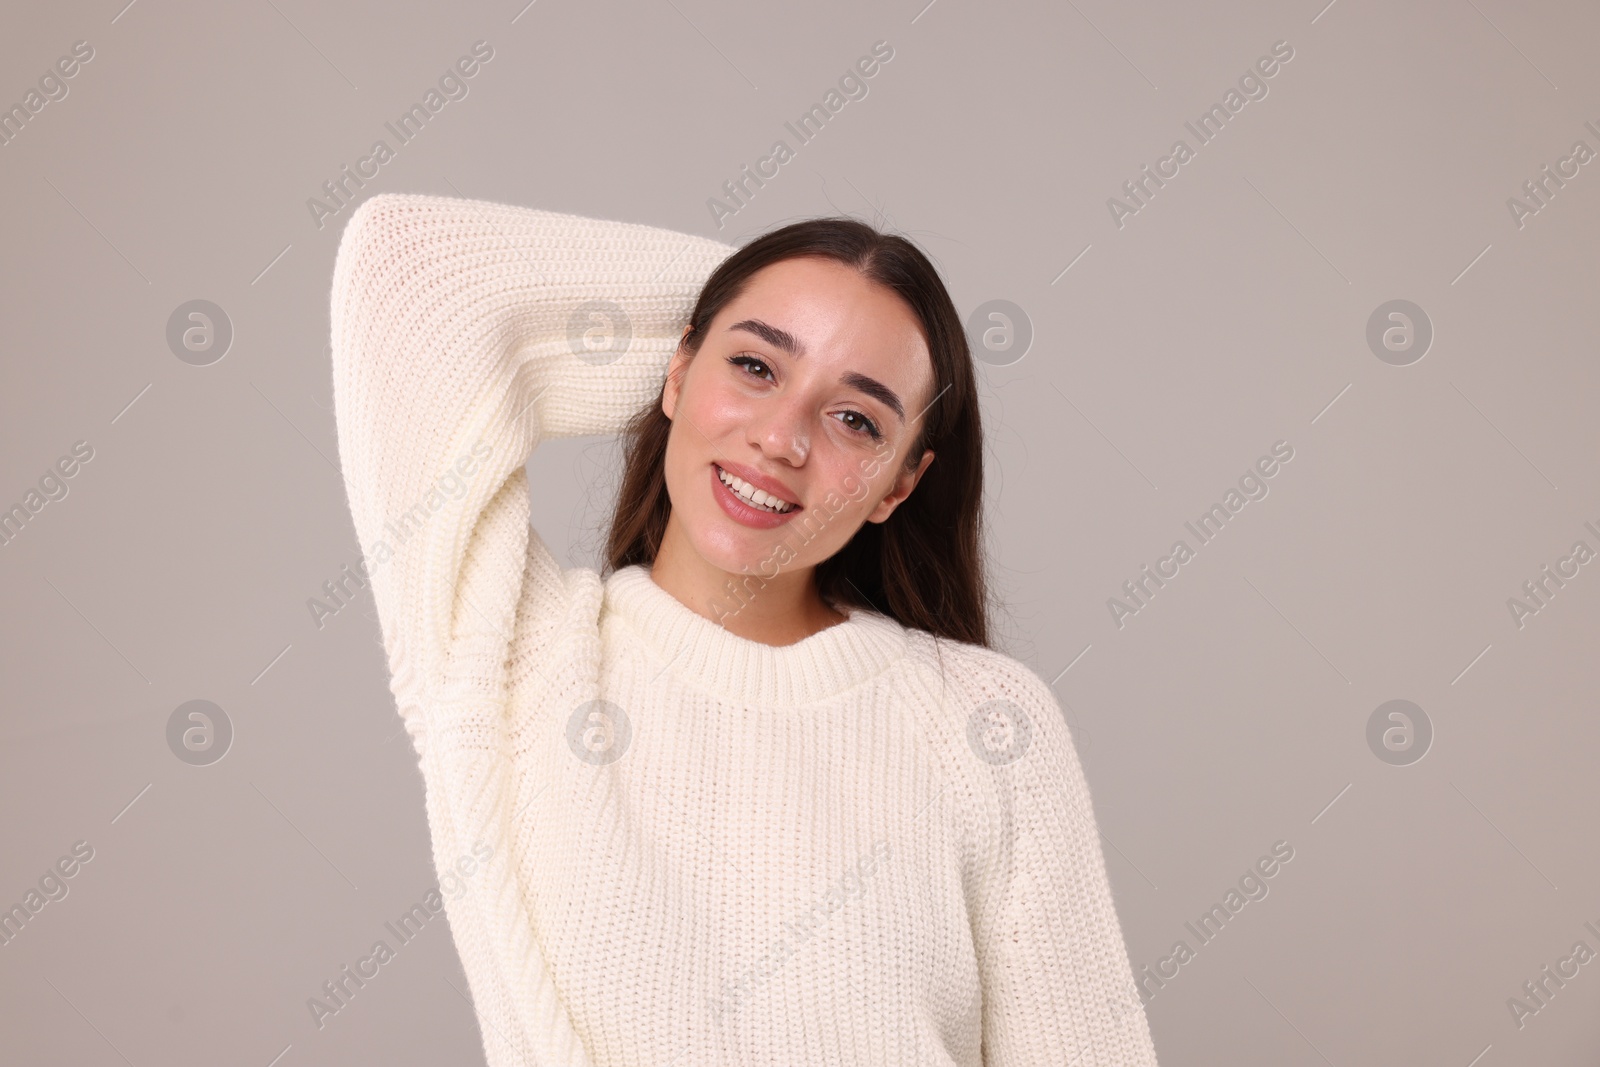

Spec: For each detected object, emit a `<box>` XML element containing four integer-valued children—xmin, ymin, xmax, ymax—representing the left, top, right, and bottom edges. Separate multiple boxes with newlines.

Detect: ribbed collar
<box><xmin>601</xmin><ymin>565</ymin><xmax>909</xmax><ymax>707</ymax></box>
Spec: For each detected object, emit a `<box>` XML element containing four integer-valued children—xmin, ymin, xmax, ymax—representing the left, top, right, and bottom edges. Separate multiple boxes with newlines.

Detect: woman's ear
<box><xmin>867</xmin><ymin>449</ymin><xmax>935</xmax><ymax>524</ymax></box>
<box><xmin>662</xmin><ymin>326</ymin><xmax>693</xmax><ymax>420</ymax></box>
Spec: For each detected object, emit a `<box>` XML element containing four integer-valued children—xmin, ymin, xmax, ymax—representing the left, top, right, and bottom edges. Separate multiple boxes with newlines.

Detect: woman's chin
<box><xmin>700</xmin><ymin>544</ymin><xmax>779</xmax><ymax>579</ymax></box>
<box><xmin>691</xmin><ymin>526</ymin><xmax>792</xmax><ymax>579</ymax></box>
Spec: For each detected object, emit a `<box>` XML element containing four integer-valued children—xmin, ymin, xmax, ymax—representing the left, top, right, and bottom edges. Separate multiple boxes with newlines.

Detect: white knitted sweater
<box><xmin>328</xmin><ymin>192</ymin><xmax>1159</xmax><ymax>1067</ymax></box>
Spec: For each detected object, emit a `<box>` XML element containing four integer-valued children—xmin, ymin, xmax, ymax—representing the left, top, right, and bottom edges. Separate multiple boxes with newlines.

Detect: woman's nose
<box><xmin>753</xmin><ymin>403</ymin><xmax>809</xmax><ymax>465</ymax></box>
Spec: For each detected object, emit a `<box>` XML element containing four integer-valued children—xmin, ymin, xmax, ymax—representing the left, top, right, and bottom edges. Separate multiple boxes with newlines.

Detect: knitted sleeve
<box><xmin>964</xmin><ymin>658</ymin><xmax>1161</xmax><ymax>1067</ymax></box>
<box><xmin>328</xmin><ymin>194</ymin><xmax>737</xmax><ymax>1066</ymax></box>
<box><xmin>328</xmin><ymin>192</ymin><xmax>736</xmax><ymax>754</ymax></box>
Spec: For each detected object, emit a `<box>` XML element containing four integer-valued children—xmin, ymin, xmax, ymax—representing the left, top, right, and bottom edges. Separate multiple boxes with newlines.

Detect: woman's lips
<box><xmin>714</xmin><ymin>459</ymin><xmax>798</xmax><ymax>507</ymax></box>
<box><xmin>710</xmin><ymin>463</ymin><xmax>798</xmax><ymax>529</ymax></box>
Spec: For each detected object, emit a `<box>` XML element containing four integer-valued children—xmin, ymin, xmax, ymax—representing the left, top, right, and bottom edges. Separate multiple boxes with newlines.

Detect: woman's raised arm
<box><xmin>328</xmin><ymin>192</ymin><xmax>735</xmax><ymax>752</ymax></box>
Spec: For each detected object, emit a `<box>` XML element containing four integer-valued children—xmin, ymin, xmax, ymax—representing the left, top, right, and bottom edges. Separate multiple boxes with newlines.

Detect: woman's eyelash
<box><xmin>836</xmin><ymin>410</ymin><xmax>882</xmax><ymax>440</ymax></box>
<box><xmin>725</xmin><ymin>353</ymin><xmax>882</xmax><ymax>440</ymax></box>
<box><xmin>727</xmin><ymin>353</ymin><xmax>772</xmax><ymax>379</ymax></box>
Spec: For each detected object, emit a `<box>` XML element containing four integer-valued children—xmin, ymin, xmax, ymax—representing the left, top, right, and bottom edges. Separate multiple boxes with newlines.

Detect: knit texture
<box><xmin>329</xmin><ymin>191</ymin><xmax>1160</xmax><ymax>1067</ymax></box>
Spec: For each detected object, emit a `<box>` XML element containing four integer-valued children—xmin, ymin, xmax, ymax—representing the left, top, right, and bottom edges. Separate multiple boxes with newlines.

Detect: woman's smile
<box><xmin>711</xmin><ymin>462</ymin><xmax>799</xmax><ymax>529</ymax></box>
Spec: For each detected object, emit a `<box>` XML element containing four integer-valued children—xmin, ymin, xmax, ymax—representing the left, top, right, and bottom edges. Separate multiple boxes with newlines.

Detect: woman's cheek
<box><xmin>700</xmin><ymin>387</ymin><xmax>747</xmax><ymax>424</ymax></box>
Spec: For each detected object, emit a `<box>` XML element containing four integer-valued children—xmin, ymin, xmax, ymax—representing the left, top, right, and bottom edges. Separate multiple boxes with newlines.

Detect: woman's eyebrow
<box><xmin>841</xmin><ymin>371</ymin><xmax>904</xmax><ymax>422</ymax></box>
<box><xmin>728</xmin><ymin>318</ymin><xmax>804</xmax><ymax>358</ymax></box>
<box><xmin>728</xmin><ymin>318</ymin><xmax>904</xmax><ymax>421</ymax></box>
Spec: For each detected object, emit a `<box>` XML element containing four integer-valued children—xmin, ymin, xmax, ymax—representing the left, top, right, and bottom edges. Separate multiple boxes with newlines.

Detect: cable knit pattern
<box><xmin>328</xmin><ymin>191</ymin><xmax>1160</xmax><ymax>1067</ymax></box>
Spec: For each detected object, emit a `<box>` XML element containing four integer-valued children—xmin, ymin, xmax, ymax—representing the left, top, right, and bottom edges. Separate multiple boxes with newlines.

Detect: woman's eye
<box><xmin>727</xmin><ymin>354</ymin><xmax>773</xmax><ymax>380</ymax></box>
<box><xmin>835</xmin><ymin>410</ymin><xmax>882</xmax><ymax>439</ymax></box>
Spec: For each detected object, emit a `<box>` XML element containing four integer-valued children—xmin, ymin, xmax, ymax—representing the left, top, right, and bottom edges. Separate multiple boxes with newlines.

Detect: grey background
<box><xmin>2</xmin><ymin>0</ymin><xmax>1597</xmax><ymax>1063</ymax></box>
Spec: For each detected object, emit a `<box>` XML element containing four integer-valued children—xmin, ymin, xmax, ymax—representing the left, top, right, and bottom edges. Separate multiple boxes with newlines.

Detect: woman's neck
<box><xmin>649</xmin><ymin>521</ymin><xmax>848</xmax><ymax>647</ymax></box>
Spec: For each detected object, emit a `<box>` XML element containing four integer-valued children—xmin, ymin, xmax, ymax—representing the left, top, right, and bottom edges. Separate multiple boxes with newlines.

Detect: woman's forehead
<box><xmin>716</xmin><ymin>259</ymin><xmax>929</xmax><ymax>364</ymax></box>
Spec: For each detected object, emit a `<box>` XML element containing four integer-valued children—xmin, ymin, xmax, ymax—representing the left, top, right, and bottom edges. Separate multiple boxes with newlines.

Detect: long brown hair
<box><xmin>604</xmin><ymin>216</ymin><xmax>990</xmax><ymax>648</ymax></box>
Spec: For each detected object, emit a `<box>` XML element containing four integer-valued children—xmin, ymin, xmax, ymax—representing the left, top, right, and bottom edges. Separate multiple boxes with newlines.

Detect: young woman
<box><xmin>329</xmin><ymin>192</ymin><xmax>1159</xmax><ymax>1066</ymax></box>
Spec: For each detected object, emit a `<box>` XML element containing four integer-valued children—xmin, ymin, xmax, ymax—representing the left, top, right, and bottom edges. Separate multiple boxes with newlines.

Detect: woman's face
<box><xmin>660</xmin><ymin>255</ymin><xmax>937</xmax><ymax>582</ymax></box>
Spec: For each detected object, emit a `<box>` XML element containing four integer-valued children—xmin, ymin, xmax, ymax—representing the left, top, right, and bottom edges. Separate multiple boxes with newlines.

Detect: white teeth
<box><xmin>717</xmin><ymin>466</ymin><xmax>793</xmax><ymax>513</ymax></box>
